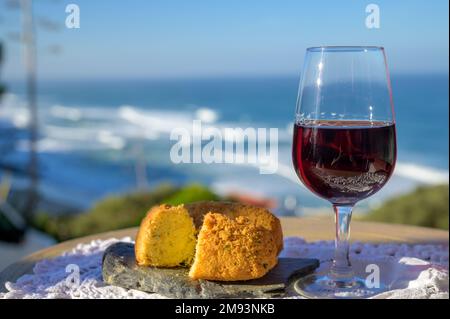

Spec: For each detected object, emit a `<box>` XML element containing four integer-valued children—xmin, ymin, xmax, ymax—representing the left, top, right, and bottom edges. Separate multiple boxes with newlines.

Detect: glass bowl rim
<box><xmin>306</xmin><ymin>46</ymin><xmax>385</xmax><ymax>52</ymax></box>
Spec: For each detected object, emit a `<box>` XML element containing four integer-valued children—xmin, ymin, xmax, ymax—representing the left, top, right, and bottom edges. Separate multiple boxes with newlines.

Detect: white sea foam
<box><xmin>195</xmin><ymin>107</ymin><xmax>218</xmax><ymax>123</ymax></box>
<box><xmin>118</xmin><ymin>105</ymin><xmax>197</xmax><ymax>136</ymax></box>
<box><xmin>0</xmin><ymin>93</ymin><xmax>30</xmax><ymax>128</ymax></box>
<box><xmin>278</xmin><ymin>160</ymin><xmax>449</xmax><ymax>186</ymax></box>
<box><xmin>395</xmin><ymin>163</ymin><xmax>449</xmax><ymax>184</ymax></box>
<box><xmin>50</xmin><ymin>105</ymin><xmax>82</xmax><ymax>121</ymax></box>
<box><xmin>1</xmin><ymin>93</ymin><xmax>448</xmax><ymax>188</ymax></box>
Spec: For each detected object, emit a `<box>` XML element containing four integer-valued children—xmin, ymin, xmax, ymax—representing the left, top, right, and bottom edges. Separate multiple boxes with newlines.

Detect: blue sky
<box><xmin>0</xmin><ymin>0</ymin><xmax>448</xmax><ymax>80</ymax></box>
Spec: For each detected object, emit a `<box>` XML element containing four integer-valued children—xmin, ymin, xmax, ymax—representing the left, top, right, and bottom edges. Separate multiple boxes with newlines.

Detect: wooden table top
<box><xmin>1</xmin><ymin>216</ymin><xmax>448</xmax><ymax>293</ymax></box>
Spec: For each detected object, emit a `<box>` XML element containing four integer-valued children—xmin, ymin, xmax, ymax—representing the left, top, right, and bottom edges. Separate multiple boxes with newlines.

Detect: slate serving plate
<box><xmin>102</xmin><ymin>242</ymin><xmax>319</xmax><ymax>298</ymax></box>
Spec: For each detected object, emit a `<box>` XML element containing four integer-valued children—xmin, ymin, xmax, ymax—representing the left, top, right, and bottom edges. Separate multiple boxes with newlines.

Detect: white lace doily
<box><xmin>1</xmin><ymin>237</ymin><xmax>448</xmax><ymax>299</ymax></box>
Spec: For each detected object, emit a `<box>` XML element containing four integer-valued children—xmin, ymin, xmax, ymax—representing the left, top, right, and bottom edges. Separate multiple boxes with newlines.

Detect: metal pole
<box><xmin>20</xmin><ymin>0</ymin><xmax>39</xmax><ymax>220</ymax></box>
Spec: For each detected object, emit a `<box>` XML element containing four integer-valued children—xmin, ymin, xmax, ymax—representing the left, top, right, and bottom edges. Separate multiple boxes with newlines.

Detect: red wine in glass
<box><xmin>293</xmin><ymin>120</ymin><xmax>396</xmax><ymax>205</ymax></box>
<box><xmin>292</xmin><ymin>47</ymin><xmax>397</xmax><ymax>298</ymax></box>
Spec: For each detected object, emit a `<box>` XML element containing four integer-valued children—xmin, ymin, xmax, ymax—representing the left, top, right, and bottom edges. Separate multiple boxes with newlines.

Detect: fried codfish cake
<box><xmin>135</xmin><ymin>201</ymin><xmax>283</xmax><ymax>281</ymax></box>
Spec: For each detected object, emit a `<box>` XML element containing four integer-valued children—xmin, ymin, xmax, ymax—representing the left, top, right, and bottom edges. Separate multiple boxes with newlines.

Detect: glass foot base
<box><xmin>294</xmin><ymin>274</ymin><xmax>387</xmax><ymax>299</ymax></box>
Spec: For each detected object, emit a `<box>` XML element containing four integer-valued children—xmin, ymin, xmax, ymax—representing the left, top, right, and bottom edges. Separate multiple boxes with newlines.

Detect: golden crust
<box><xmin>135</xmin><ymin>204</ymin><xmax>197</xmax><ymax>267</ymax></box>
<box><xmin>188</xmin><ymin>212</ymin><xmax>282</xmax><ymax>281</ymax></box>
<box><xmin>185</xmin><ymin>201</ymin><xmax>283</xmax><ymax>254</ymax></box>
<box><xmin>135</xmin><ymin>201</ymin><xmax>283</xmax><ymax>281</ymax></box>
<box><xmin>135</xmin><ymin>205</ymin><xmax>161</xmax><ymax>266</ymax></box>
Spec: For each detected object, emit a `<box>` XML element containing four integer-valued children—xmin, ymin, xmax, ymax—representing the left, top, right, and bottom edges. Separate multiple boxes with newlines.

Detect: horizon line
<box><xmin>3</xmin><ymin>70</ymin><xmax>449</xmax><ymax>83</ymax></box>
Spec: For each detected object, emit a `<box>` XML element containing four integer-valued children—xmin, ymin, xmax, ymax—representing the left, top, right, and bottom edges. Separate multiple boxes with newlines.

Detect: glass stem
<box><xmin>331</xmin><ymin>205</ymin><xmax>354</xmax><ymax>281</ymax></box>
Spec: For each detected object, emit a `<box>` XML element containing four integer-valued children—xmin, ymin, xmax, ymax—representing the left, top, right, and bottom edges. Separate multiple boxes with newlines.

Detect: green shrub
<box><xmin>32</xmin><ymin>183</ymin><xmax>222</xmax><ymax>242</ymax></box>
<box><xmin>364</xmin><ymin>184</ymin><xmax>449</xmax><ymax>230</ymax></box>
<box><xmin>163</xmin><ymin>184</ymin><xmax>220</xmax><ymax>205</ymax></box>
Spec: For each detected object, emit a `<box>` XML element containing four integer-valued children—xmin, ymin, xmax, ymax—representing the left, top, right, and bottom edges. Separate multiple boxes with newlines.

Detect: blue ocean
<box><xmin>0</xmin><ymin>74</ymin><xmax>448</xmax><ymax>215</ymax></box>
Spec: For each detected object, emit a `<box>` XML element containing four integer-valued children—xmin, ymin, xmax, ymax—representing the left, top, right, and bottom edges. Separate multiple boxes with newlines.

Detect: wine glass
<box><xmin>292</xmin><ymin>46</ymin><xmax>397</xmax><ymax>298</ymax></box>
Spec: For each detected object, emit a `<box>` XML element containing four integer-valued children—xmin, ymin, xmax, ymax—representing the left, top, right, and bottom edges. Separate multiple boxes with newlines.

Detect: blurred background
<box><xmin>0</xmin><ymin>0</ymin><xmax>448</xmax><ymax>270</ymax></box>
